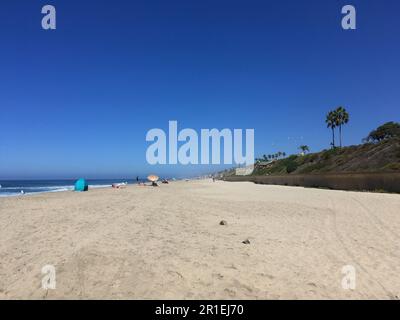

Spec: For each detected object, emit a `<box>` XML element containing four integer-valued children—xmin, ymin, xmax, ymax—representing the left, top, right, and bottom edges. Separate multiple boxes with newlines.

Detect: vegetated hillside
<box><xmin>252</xmin><ymin>138</ymin><xmax>400</xmax><ymax>176</ymax></box>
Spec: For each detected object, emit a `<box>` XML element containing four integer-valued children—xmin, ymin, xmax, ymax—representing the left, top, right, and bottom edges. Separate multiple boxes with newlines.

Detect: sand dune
<box><xmin>0</xmin><ymin>180</ymin><xmax>399</xmax><ymax>299</ymax></box>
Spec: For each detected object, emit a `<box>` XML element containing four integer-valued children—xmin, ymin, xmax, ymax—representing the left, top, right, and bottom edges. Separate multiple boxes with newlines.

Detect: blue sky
<box><xmin>0</xmin><ymin>0</ymin><xmax>399</xmax><ymax>179</ymax></box>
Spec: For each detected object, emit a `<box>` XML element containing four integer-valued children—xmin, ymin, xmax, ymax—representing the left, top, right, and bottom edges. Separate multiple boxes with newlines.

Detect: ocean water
<box><xmin>0</xmin><ymin>179</ymin><xmax>136</xmax><ymax>197</ymax></box>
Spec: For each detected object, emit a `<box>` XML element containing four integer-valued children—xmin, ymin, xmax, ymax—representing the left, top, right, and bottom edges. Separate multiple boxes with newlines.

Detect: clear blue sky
<box><xmin>0</xmin><ymin>0</ymin><xmax>399</xmax><ymax>179</ymax></box>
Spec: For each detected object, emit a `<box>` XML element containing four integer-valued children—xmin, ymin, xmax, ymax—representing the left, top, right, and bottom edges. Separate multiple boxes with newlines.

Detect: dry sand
<box><xmin>1</xmin><ymin>180</ymin><xmax>400</xmax><ymax>299</ymax></box>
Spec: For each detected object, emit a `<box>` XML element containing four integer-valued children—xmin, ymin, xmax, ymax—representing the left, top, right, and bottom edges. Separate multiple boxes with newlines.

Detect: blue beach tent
<box><xmin>74</xmin><ymin>178</ymin><xmax>88</xmax><ymax>192</ymax></box>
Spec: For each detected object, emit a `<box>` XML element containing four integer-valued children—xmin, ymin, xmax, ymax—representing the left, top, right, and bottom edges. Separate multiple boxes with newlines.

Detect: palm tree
<box><xmin>299</xmin><ymin>145</ymin><xmax>310</xmax><ymax>154</ymax></box>
<box><xmin>282</xmin><ymin>152</ymin><xmax>286</xmax><ymax>158</ymax></box>
<box><xmin>326</xmin><ymin>110</ymin><xmax>337</xmax><ymax>148</ymax></box>
<box><xmin>335</xmin><ymin>106</ymin><xmax>349</xmax><ymax>148</ymax></box>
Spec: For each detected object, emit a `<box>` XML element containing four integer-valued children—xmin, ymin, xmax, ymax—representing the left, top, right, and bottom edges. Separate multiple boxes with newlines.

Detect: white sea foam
<box><xmin>2</xmin><ymin>186</ymin><xmax>74</xmax><ymax>190</ymax></box>
<box><xmin>89</xmin><ymin>184</ymin><xmax>112</xmax><ymax>189</ymax></box>
<box><xmin>0</xmin><ymin>184</ymin><xmax>113</xmax><ymax>197</ymax></box>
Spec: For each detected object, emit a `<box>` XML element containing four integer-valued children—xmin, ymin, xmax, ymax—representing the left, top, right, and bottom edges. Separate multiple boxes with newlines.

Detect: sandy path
<box><xmin>0</xmin><ymin>180</ymin><xmax>399</xmax><ymax>299</ymax></box>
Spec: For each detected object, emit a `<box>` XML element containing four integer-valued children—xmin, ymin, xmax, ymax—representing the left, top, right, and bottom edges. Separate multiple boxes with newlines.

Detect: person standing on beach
<box><xmin>136</xmin><ymin>176</ymin><xmax>139</xmax><ymax>184</ymax></box>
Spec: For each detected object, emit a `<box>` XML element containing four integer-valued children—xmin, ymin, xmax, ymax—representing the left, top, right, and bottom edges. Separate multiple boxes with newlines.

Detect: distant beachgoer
<box><xmin>212</xmin><ymin>177</ymin><xmax>215</xmax><ymax>182</ymax></box>
<box><xmin>136</xmin><ymin>176</ymin><xmax>139</xmax><ymax>184</ymax></box>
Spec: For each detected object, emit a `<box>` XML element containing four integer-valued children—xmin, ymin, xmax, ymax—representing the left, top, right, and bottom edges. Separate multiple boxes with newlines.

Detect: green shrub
<box><xmin>322</xmin><ymin>148</ymin><xmax>340</xmax><ymax>160</ymax></box>
<box><xmin>299</xmin><ymin>162</ymin><xmax>326</xmax><ymax>174</ymax></box>
<box><xmin>286</xmin><ymin>161</ymin><xmax>299</xmax><ymax>173</ymax></box>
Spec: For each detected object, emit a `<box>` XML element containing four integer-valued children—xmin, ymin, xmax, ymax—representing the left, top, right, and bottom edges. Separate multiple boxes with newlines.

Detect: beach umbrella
<box><xmin>147</xmin><ymin>175</ymin><xmax>159</xmax><ymax>182</ymax></box>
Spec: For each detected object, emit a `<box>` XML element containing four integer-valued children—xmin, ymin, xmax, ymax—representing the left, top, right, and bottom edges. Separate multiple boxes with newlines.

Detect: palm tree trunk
<box><xmin>332</xmin><ymin>128</ymin><xmax>335</xmax><ymax>148</ymax></box>
<box><xmin>339</xmin><ymin>125</ymin><xmax>342</xmax><ymax>148</ymax></box>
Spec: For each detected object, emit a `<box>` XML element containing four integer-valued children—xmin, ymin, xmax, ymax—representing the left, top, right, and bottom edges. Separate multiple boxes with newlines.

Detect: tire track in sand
<box><xmin>326</xmin><ymin>195</ymin><xmax>395</xmax><ymax>299</ymax></box>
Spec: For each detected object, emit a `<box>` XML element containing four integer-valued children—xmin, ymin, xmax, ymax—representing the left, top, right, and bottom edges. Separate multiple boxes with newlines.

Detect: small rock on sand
<box><xmin>242</xmin><ymin>239</ymin><xmax>250</xmax><ymax>245</ymax></box>
<box><xmin>219</xmin><ymin>220</ymin><xmax>227</xmax><ymax>226</ymax></box>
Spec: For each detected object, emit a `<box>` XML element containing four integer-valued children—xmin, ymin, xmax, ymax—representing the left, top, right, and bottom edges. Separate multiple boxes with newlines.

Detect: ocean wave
<box><xmin>1</xmin><ymin>185</ymin><xmax>74</xmax><ymax>190</ymax></box>
<box><xmin>0</xmin><ymin>184</ymin><xmax>114</xmax><ymax>197</ymax></box>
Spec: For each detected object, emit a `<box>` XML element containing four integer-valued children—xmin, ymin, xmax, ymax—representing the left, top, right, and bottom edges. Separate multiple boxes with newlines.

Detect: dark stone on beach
<box><xmin>242</xmin><ymin>239</ymin><xmax>250</xmax><ymax>245</ymax></box>
<box><xmin>219</xmin><ymin>220</ymin><xmax>227</xmax><ymax>226</ymax></box>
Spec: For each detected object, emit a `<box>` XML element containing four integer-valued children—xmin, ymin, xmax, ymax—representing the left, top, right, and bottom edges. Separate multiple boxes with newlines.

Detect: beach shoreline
<box><xmin>0</xmin><ymin>179</ymin><xmax>135</xmax><ymax>198</ymax></box>
<box><xmin>1</xmin><ymin>180</ymin><xmax>399</xmax><ymax>299</ymax></box>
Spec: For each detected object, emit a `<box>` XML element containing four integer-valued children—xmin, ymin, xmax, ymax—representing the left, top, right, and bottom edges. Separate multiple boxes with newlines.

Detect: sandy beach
<box><xmin>1</xmin><ymin>180</ymin><xmax>399</xmax><ymax>299</ymax></box>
